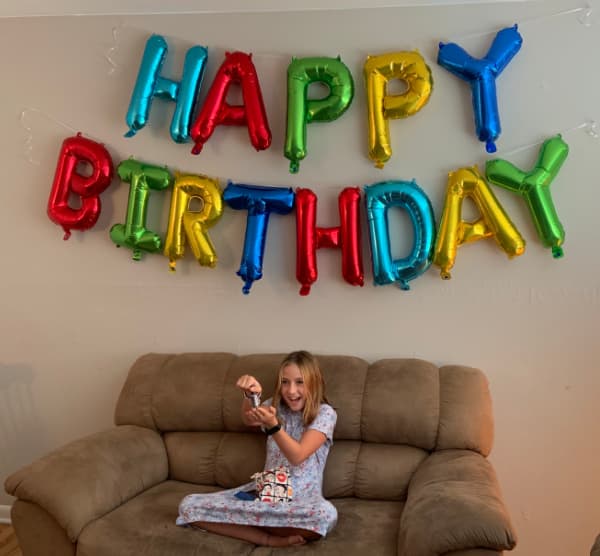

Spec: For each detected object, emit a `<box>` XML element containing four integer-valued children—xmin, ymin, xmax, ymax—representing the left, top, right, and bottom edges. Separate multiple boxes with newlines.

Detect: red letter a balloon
<box><xmin>190</xmin><ymin>51</ymin><xmax>271</xmax><ymax>154</ymax></box>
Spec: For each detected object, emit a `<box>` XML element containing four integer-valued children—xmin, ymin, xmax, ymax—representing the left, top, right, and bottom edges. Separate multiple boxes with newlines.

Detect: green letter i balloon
<box><xmin>284</xmin><ymin>57</ymin><xmax>354</xmax><ymax>174</ymax></box>
<box><xmin>110</xmin><ymin>159</ymin><xmax>173</xmax><ymax>260</ymax></box>
<box><xmin>485</xmin><ymin>135</ymin><xmax>569</xmax><ymax>258</ymax></box>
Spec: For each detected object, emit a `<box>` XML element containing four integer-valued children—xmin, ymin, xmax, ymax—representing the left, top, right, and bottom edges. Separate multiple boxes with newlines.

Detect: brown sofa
<box><xmin>5</xmin><ymin>353</ymin><xmax>517</xmax><ymax>555</ymax></box>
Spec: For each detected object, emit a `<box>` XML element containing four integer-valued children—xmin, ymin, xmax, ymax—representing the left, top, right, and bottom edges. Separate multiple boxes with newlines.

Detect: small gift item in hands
<box><xmin>247</xmin><ymin>391</ymin><xmax>261</xmax><ymax>408</ymax></box>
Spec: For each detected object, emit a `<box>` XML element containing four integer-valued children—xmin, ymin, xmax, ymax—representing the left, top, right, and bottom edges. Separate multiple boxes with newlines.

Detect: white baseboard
<box><xmin>0</xmin><ymin>504</ymin><xmax>11</xmax><ymax>524</ymax></box>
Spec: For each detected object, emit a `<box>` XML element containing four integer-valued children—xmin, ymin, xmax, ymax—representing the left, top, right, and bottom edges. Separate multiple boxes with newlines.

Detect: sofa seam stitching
<box><xmin>432</xmin><ymin>364</ymin><xmax>442</xmax><ymax>451</ymax></box>
<box><xmin>216</xmin><ymin>353</ymin><xmax>235</xmax><ymax>485</ymax></box>
<box><xmin>355</xmin><ymin>360</ymin><xmax>369</xmax><ymax>497</ymax></box>
<box><xmin>151</xmin><ymin>354</ymin><xmax>175</xmax><ymax>432</ymax></box>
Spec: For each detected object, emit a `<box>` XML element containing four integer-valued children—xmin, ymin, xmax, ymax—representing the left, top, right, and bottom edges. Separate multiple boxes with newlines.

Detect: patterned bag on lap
<box><xmin>251</xmin><ymin>465</ymin><xmax>293</xmax><ymax>503</ymax></box>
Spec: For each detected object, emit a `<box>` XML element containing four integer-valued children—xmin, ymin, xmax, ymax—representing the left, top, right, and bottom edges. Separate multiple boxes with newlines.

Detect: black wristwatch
<box><xmin>263</xmin><ymin>423</ymin><xmax>281</xmax><ymax>436</ymax></box>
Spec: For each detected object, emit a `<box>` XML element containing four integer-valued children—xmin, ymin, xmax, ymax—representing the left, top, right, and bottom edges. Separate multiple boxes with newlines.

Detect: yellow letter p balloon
<box><xmin>164</xmin><ymin>174</ymin><xmax>223</xmax><ymax>271</ymax></box>
<box><xmin>364</xmin><ymin>51</ymin><xmax>433</xmax><ymax>169</ymax></box>
<box><xmin>433</xmin><ymin>166</ymin><xmax>525</xmax><ymax>279</ymax></box>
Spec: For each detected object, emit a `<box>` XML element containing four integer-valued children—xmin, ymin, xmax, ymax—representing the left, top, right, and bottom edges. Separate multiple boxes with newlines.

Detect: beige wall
<box><xmin>1</xmin><ymin>1</ymin><xmax>599</xmax><ymax>554</ymax></box>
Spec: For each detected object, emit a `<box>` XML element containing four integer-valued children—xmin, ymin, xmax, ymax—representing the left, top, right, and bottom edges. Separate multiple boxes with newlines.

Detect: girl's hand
<box><xmin>236</xmin><ymin>374</ymin><xmax>262</xmax><ymax>397</ymax></box>
<box><xmin>246</xmin><ymin>405</ymin><xmax>278</xmax><ymax>429</ymax></box>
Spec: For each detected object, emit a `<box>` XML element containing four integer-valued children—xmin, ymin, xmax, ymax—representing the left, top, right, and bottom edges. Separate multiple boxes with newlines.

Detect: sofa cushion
<box><xmin>76</xmin><ymin>480</ymin><xmax>255</xmax><ymax>556</ymax></box>
<box><xmin>355</xmin><ymin>444</ymin><xmax>428</xmax><ymax>500</ymax></box>
<box><xmin>165</xmin><ymin>432</ymin><xmax>266</xmax><ymax>487</ymax></box>
<box><xmin>322</xmin><ymin>441</ymin><xmax>361</xmax><ymax>498</ymax></box>
<box><xmin>437</xmin><ymin>365</ymin><xmax>493</xmax><ymax>456</ymax></box>
<box><xmin>151</xmin><ymin>353</ymin><xmax>237</xmax><ymax>432</ymax></box>
<box><xmin>362</xmin><ymin>359</ymin><xmax>439</xmax><ymax>450</ymax></box>
<box><xmin>77</xmin><ymin>482</ymin><xmax>404</xmax><ymax>556</ymax></box>
<box><xmin>245</xmin><ymin>498</ymin><xmax>405</xmax><ymax>556</ymax></box>
<box><xmin>312</xmin><ymin>355</ymin><xmax>369</xmax><ymax>441</ymax></box>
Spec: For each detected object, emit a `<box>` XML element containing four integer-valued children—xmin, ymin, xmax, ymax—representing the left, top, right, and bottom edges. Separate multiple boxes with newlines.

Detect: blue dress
<box><xmin>176</xmin><ymin>401</ymin><xmax>338</xmax><ymax>536</ymax></box>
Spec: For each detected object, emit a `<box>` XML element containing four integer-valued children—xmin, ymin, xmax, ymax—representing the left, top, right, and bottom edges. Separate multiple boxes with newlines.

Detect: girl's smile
<box><xmin>280</xmin><ymin>363</ymin><xmax>305</xmax><ymax>411</ymax></box>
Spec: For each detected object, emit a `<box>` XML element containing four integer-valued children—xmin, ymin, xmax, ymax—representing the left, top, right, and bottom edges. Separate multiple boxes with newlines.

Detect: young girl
<box><xmin>176</xmin><ymin>351</ymin><xmax>338</xmax><ymax>547</ymax></box>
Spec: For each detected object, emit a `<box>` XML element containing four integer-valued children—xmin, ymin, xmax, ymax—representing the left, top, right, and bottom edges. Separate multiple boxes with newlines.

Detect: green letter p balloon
<box><xmin>284</xmin><ymin>57</ymin><xmax>354</xmax><ymax>174</ymax></box>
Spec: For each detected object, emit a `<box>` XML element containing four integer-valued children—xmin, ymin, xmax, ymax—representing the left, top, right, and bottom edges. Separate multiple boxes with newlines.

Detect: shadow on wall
<box><xmin>0</xmin><ymin>364</ymin><xmax>48</xmax><ymax>481</ymax></box>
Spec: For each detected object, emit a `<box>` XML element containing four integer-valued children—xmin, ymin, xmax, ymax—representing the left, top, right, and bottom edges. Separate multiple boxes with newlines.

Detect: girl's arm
<box><xmin>251</xmin><ymin>406</ymin><xmax>328</xmax><ymax>466</ymax></box>
<box><xmin>271</xmin><ymin>428</ymin><xmax>327</xmax><ymax>466</ymax></box>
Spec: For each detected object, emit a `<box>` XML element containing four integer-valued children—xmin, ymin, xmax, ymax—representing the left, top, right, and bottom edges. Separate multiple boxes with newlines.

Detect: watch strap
<box><xmin>264</xmin><ymin>423</ymin><xmax>281</xmax><ymax>436</ymax></box>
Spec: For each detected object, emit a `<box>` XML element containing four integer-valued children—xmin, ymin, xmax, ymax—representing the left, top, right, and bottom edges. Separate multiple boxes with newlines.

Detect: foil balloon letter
<box><xmin>110</xmin><ymin>159</ymin><xmax>173</xmax><ymax>260</ymax></box>
<box><xmin>47</xmin><ymin>134</ymin><xmax>114</xmax><ymax>240</ymax></box>
<box><xmin>437</xmin><ymin>25</ymin><xmax>522</xmax><ymax>153</ymax></box>
<box><xmin>433</xmin><ymin>166</ymin><xmax>525</xmax><ymax>279</ymax></box>
<box><xmin>190</xmin><ymin>51</ymin><xmax>271</xmax><ymax>154</ymax></box>
<box><xmin>284</xmin><ymin>57</ymin><xmax>354</xmax><ymax>173</ymax></box>
<box><xmin>364</xmin><ymin>51</ymin><xmax>433</xmax><ymax>169</ymax></box>
<box><xmin>163</xmin><ymin>174</ymin><xmax>223</xmax><ymax>271</ymax></box>
<box><xmin>295</xmin><ymin>187</ymin><xmax>364</xmax><ymax>296</ymax></box>
<box><xmin>223</xmin><ymin>183</ymin><xmax>295</xmax><ymax>294</ymax></box>
<box><xmin>365</xmin><ymin>180</ymin><xmax>436</xmax><ymax>290</ymax></box>
<box><xmin>486</xmin><ymin>135</ymin><xmax>568</xmax><ymax>258</ymax></box>
<box><xmin>125</xmin><ymin>34</ymin><xmax>208</xmax><ymax>143</ymax></box>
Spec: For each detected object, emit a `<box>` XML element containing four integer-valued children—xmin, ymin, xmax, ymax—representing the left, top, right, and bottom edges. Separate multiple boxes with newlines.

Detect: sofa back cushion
<box><xmin>115</xmin><ymin>353</ymin><xmax>493</xmax><ymax>500</ymax></box>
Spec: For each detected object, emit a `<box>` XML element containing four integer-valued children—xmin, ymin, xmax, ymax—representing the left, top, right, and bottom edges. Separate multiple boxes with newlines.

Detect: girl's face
<box><xmin>280</xmin><ymin>363</ymin><xmax>306</xmax><ymax>412</ymax></box>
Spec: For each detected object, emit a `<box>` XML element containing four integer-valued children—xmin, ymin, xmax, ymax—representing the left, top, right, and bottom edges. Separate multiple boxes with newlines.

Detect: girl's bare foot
<box><xmin>264</xmin><ymin>533</ymin><xmax>306</xmax><ymax>547</ymax></box>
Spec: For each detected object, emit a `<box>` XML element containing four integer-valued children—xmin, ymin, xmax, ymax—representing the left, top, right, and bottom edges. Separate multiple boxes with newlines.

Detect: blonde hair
<box><xmin>272</xmin><ymin>351</ymin><xmax>330</xmax><ymax>426</ymax></box>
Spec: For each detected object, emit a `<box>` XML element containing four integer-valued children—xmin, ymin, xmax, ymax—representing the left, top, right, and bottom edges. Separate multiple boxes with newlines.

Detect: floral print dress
<box><xmin>176</xmin><ymin>401</ymin><xmax>338</xmax><ymax>536</ymax></box>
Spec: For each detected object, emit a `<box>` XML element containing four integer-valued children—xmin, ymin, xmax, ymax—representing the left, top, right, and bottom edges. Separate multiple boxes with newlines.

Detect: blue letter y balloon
<box><xmin>438</xmin><ymin>25</ymin><xmax>522</xmax><ymax>153</ymax></box>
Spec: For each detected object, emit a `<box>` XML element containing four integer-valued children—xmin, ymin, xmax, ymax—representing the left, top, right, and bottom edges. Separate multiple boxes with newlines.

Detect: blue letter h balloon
<box><xmin>437</xmin><ymin>25</ymin><xmax>522</xmax><ymax>154</ymax></box>
<box><xmin>125</xmin><ymin>34</ymin><xmax>208</xmax><ymax>143</ymax></box>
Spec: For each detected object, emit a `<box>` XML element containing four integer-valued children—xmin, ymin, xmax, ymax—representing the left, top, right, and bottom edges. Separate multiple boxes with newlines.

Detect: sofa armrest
<box><xmin>398</xmin><ymin>450</ymin><xmax>516</xmax><ymax>556</ymax></box>
<box><xmin>4</xmin><ymin>425</ymin><xmax>168</xmax><ymax>542</ymax></box>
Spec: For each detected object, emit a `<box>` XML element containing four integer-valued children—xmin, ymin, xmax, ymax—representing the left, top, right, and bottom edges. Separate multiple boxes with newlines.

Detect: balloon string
<box><xmin>495</xmin><ymin>120</ymin><xmax>599</xmax><ymax>158</ymax></box>
<box><xmin>19</xmin><ymin>107</ymin><xmax>77</xmax><ymax>166</ymax></box>
<box><xmin>443</xmin><ymin>3</ymin><xmax>594</xmax><ymax>42</ymax></box>
<box><xmin>103</xmin><ymin>23</ymin><xmax>290</xmax><ymax>76</ymax></box>
<box><xmin>104</xmin><ymin>3</ymin><xmax>595</xmax><ymax>75</ymax></box>
<box><xmin>104</xmin><ymin>23</ymin><xmax>126</xmax><ymax>75</ymax></box>
<box><xmin>19</xmin><ymin>107</ymin><xmax>106</xmax><ymax>165</ymax></box>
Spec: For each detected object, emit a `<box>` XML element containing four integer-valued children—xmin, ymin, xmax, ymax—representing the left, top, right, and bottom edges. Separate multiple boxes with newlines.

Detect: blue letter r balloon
<box><xmin>437</xmin><ymin>25</ymin><xmax>522</xmax><ymax>153</ymax></box>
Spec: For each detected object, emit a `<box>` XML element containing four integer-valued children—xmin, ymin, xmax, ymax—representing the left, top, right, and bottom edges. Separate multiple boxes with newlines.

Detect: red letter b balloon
<box><xmin>47</xmin><ymin>134</ymin><xmax>114</xmax><ymax>240</ymax></box>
